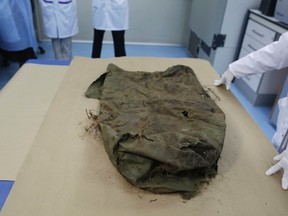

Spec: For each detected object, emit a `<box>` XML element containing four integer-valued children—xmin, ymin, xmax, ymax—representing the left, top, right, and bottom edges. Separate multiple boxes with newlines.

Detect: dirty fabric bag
<box><xmin>85</xmin><ymin>64</ymin><xmax>226</xmax><ymax>198</ymax></box>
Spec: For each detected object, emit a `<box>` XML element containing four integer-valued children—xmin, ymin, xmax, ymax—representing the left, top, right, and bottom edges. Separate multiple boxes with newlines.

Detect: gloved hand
<box><xmin>213</xmin><ymin>69</ymin><xmax>235</xmax><ymax>90</ymax></box>
<box><xmin>265</xmin><ymin>149</ymin><xmax>288</xmax><ymax>190</ymax></box>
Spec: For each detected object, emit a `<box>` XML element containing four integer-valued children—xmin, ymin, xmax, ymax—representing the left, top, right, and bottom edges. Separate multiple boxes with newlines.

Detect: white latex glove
<box><xmin>213</xmin><ymin>69</ymin><xmax>235</xmax><ymax>90</ymax></box>
<box><xmin>265</xmin><ymin>149</ymin><xmax>288</xmax><ymax>190</ymax></box>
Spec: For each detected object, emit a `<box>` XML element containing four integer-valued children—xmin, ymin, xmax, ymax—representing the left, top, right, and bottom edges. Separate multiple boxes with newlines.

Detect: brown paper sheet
<box><xmin>0</xmin><ymin>64</ymin><xmax>67</xmax><ymax>180</ymax></box>
<box><xmin>1</xmin><ymin>57</ymin><xmax>287</xmax><ymax>216</ymax></box>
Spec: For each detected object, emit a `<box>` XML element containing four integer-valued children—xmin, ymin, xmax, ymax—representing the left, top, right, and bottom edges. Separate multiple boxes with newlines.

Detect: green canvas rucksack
<box><xmin>85</xmin><ymin>64</ymin><xmax>226</xmax><ymax>199</ymax></box>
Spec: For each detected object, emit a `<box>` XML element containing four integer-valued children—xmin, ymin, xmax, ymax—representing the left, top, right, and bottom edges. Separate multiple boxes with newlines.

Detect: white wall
<box><xmin>36</xmin><ymin>0</ymin><xmax>192</xmax><ymax>46</ymax></box>
<box><xmin>127</xmin><ymin>0</ymin><xmax>192</xmax><ymax>45</ymax></box>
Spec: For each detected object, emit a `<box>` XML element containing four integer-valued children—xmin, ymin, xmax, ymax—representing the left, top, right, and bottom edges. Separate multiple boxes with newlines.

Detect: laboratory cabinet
<box><xmin>187</xmin><ymin>0</ymin><xmax>262</xmax><ymax>75</ymax></box>
<box><xmin>234</xmin><ymin>9</ymin><xmax>288</xmax><ymax>106</ymax></box>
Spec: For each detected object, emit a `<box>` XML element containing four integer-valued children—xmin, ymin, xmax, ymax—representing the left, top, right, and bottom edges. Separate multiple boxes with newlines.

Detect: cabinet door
<box><xmin>189</xmin><ymin>0</ymin><xmax>227</xmax><ymax>47</ymax></box>
<box><xmin>245</xmin><ymin>19</ymin><xmax>276</xmax><ymax>45</ymax></box>
<box><xmin>239</xmin><ymin>35</ymin><xmax>264</xmax><ymax>92</ymax></box>
<box><xmin>241</xmin><ymin>34</ymin><xmax>266</xmax><ymax>53</ymax></box>
<box><xmin>238</xmin><ymin>21</ymin><xmax>276</xmax><ymax>93</ymax></box>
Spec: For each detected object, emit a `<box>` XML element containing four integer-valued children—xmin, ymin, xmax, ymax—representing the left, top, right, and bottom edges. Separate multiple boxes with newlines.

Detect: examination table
<box><xmin>0</xmin><ymin>56</ymin><xmax>287</xmax><ymax>215</ymax></box>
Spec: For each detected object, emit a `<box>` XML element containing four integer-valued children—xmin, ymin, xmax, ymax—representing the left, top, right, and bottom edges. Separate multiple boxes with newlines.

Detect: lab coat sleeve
<box><xmin>229</xmin><ymin>32</ymin><xmax>288</xmax><ymax>79</ymax></box>
<box><xmin>272</xmin><ymin>96</ymin><xmax>288</xmax><ymax>150</ymax></box>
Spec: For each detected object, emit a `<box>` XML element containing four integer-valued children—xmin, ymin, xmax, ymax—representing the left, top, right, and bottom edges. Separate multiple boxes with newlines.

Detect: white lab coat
<box><xmin>38</xmin><ymin>0</ymin><xmax>78</xmax><ymax>38</ymax></box>
<box><xmin>272</xmin><ymin>96</ymin><xmax>288</xmax><ymax>149</ymax></box>
<box><xmin>92</xmin><ymin>0</ymin><xmax>129</xmax><ymax>31</ymax></box>
<box><xmin>229</xmin><ymin>32</ymin><xmax>288</xmax><ymax>150</ymax></box>
<box><xmin>229</xmin><ymin>32</ymin><xmax>288</xmax><ymax>78</ymax></box>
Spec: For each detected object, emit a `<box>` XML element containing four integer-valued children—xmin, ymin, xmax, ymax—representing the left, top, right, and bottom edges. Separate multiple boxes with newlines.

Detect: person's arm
<box><xmin>214</xmin><ymin>32</ymin><xmax>288</xmax><ymax>89</ymax></box>
<box><xmin>230</xmin><ymin>31</ymin><xmax>288</xmax><ymax>79</ymax></box>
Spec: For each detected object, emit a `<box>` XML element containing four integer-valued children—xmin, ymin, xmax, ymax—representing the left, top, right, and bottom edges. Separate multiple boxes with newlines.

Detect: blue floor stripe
<box><xmin>27</xmin><ymin>59</ymin><xmax>71</xmax><ymax>66</ymax></box>
<box><xmin>0</xmin><ymin>180</ymin><xmax>14</xmax><ymax>212</ymax></box>
<box><xmin>230</xmin><ymin>85</ymin><xmax>276</xmax><ymax>146</ymax></box>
